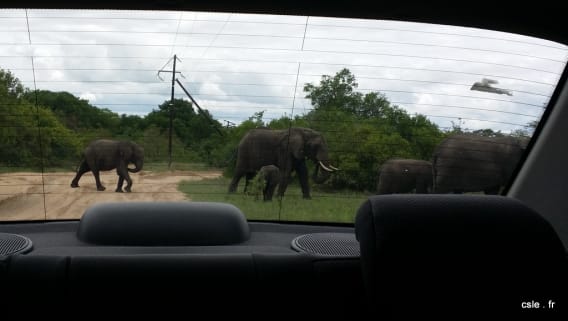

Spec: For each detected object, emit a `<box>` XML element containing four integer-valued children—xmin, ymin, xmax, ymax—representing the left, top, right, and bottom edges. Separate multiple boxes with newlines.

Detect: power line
<box><xmin>20</xmin><ymin>15</ymin><xmax>307</xmax><ymax>25</ymax></box>
<box><xmin>307</xmin><ymin>23</ymin><xmax>568</xmax><ymax>50</ymax></box>
<box><xmin>4</xmin><ymin>41</ymin><xmax>563</xmax><ymax>64</ymax></box>
<box><xmin>183</xmin><ymin>13</ymin><xmax>232</xmax><ymax>61</ymax></box>
<box><xmin>25</xmin><ymin>8</ymin><xmax>47</xmax><ymax>221</ymax></box>
<box><xmin>305</xmin><ymin>37</ymin><xmax>565</xmax><ymax>63</ymax></box>
<box><xmin>15</xmin><ymin>76</ymin><xmax>552</xmax><ymax>99</ymax></box>
<box><xmin>11</xmin><ymin>14</ymin><xmax>566</xmax><ymax>50</ymax></box>
<box><xmin>2</xmin><ymin>55</ymin><xmax>561</xmax><ymax>75</ymax></box>
<box><xmin>8</xmin><ymin>28</ymin><xmax>562</xmax><ymax>58</ymax></box>
<box><xmin>82</xmin><ymin>103</ymin><xmax>544</xmax><ymax>118</ymax></box>
<box><xmin>51</xmin><ymin>89</ymin><xmax>546</xmax><ymax>110</ymax></box>
<box><xmin>169</xmin><ymin>12</ymin><xmax>184</xmax><ymax>57</ymax></box>
<box><xmin>16</xmin><ymin>68</ymin><xmax>557</xmax><ymax>87</ymax></box>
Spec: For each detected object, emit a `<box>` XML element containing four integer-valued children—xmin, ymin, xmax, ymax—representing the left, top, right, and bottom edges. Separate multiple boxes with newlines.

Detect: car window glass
<box><xmin>0</xmin><ymin>9</ymin><xmax>566</xmax><ymax>222</ymax></box>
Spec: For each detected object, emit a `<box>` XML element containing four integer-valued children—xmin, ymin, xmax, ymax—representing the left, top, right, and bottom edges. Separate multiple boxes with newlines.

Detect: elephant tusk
<box><xmin>319</xmin><ymin>161</ymin><xmax>335</xmax><ymax>172</ymax></box>
<box><xmin>329</xmin><ymin>165</ymin><xmax>340</xmax><ymax>171</ymax></box>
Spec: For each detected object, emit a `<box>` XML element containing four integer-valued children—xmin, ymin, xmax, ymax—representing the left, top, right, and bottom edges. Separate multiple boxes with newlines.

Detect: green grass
<box><xmin>178</xmin><ymin>177</ymin><xmax>369</xmax><ymax>223</ymax></box>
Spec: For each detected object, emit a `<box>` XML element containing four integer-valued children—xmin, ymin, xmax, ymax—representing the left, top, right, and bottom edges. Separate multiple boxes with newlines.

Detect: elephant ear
<box><xmin>119</xmin><ymin>142</ymin><xmax>134</xmax><ymax>160</ymax></box>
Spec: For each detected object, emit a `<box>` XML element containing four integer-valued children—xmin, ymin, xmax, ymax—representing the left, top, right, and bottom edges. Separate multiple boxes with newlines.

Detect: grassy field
<box><xmin>178</xmin><ymin>177</ymin><xmax>370</xmax><ymax>223</ymax></box>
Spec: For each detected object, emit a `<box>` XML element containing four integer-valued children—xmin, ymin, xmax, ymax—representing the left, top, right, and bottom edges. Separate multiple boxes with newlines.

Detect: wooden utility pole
<box><xmin>176</xmin><ymin>79</ymin><xmax>224</xmax><ymax>137</ymax></box>
<box><xmin>169</xmin><ymin>55</ymin><xmax>177</xmax><ymax>169</ymax></box>
<box><xmin>157</xmin><ymin>55</ymin><xmax>181</xmax><ymax>169</ymax></box>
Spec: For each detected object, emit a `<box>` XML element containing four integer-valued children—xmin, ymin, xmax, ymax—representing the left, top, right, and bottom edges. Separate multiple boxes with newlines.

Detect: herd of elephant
<box><xmin>378</xmin><ymin>134</ymin><xmax>528</xmax><ymax>195</ymax></box>
<box><xmin>68</xmin><ymin>128</ymin><xmax>528</xmax><ymax>200</ymax></box>
<box><xmin>227</xmin><ymin>127</ymin><xmax>529</xmax><ymax>200</ymax></box>
<box><xmin>225</xmin><ymin>128</ymin><xmax>528</xmax><ymax>201</ymax></box>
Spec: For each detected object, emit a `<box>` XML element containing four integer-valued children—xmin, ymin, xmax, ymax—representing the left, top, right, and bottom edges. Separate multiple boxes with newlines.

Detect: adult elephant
<box><xmin>228</xmin><ymin>127</ymin><xmax>338</xmax><ymax>199</ymax></box>
<box><xmin>376</xmin><ymin>159</ymin><xmax>433</xmax><ymax>194</ymax></box>
<box><xmin>432</xmin><ymin>134</ymin><xmax>528</xmax><ymax>194</ymax></box>
<box><xmin>70</xmin><ymin>139</ymin><xmax>144</xmax><ymax>192</ymax></box>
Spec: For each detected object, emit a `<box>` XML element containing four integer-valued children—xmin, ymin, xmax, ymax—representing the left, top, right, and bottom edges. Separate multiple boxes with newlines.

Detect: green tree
<box><xmin>304</xmin><ymin>68</ymin><xmax>362</xmax><ymax>114</ymax></box>
<box><xmin>145</xmin><ymin>99</ymin><xmax>222</xmax><ymax>157</ymax></box>
<box><xmin>23</xmin><ymin>90</ymin><xmax>120</xmax><ymax>131</ymax></box>
<box><xmin>217</xmin><ymin>114</ymin><xmax>266</xmax><ymax>176</ymax></box>
<box><xmin>0</xmin><ymin>69</ymin><xmax>24</xmax><ymax>100</ymax></box>
<box><xmin>116</xmin><ymin>114</ymin><xmax>145</xmax><ymax>139</ymax></box>
<box><xmin>471</xmin><ymin>128</ymin><xmax>505</xmax><ymax>137</ymax></box>
<box><xmin>302</xmin><ymin>69</ymin><xmax>443</xmax><ymax>191</ymax></box>
<box><xmin>510</xmin><ymin>120</ymin><xmax>538</xmax><ymax>138</ymax></box>
<box><xmin>0</xmin><ymin>69</ymin><xmax>81</xmax><ymax>169</ymax></box>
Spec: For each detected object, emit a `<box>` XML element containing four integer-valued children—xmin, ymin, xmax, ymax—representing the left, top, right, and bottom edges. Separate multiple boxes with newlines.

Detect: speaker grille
<box><xmin>0</xmin><ymin>233</ymin><xmax>33</xmax><ymax>256</ymax></box>
<box><xmin>291</xmin><ymin>233</ymin><xmax>359</xmax><ymax>257</ymax></box>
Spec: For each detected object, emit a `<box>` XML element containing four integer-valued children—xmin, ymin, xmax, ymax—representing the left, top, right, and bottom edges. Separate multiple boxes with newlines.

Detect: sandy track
<box><xmin>0</xmin><ymin>170</ymin><xmax>221</xmax><ymax>221</ymax></box>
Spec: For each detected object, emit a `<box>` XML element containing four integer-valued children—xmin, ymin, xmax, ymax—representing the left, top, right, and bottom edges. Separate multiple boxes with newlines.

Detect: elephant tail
<box><xmin>73</xmin><ymin>155</ymin><xmax>85</xmax><ymax>173</ymax></box>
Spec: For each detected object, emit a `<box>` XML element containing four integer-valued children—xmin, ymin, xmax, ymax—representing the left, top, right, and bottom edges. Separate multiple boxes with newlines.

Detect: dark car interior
<box><xmin>0</xmin><ymin>1</ymin><xmax>567</xmax><ymax>319</ymax></box>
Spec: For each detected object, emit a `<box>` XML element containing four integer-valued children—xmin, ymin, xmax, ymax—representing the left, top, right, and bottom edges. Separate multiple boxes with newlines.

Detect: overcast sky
<box><xmin>1</xmin><ymin>9</ymin><xmax>567</xmax><ymax>133</ymax></box>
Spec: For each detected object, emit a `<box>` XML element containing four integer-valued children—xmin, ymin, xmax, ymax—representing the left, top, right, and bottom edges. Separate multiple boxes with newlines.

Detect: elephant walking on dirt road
<box><xmin>432</xmin><ymin>134</ymin><xmax>528</xmax><ymax>194</ymax></box>
<box><xmin>376</xmin><ymin>159</ymin><xmax>433</xmax><ymax>194</ymax></box>
<box><xmin>70</xmin><ymin>139</ymin><xmax>144</xmax><ymax>192</ymax></box>
<box><xmin>228</xmin><ymin>127</ymin><xmax>338</xmax><ymax>199</ymax></box>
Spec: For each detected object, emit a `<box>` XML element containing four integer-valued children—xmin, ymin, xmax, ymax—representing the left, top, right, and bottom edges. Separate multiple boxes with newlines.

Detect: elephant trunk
<box><xmin>312</xmin><ymin>160</ymin><xmax>337</xmax><ymax>184</ymax></box>
<box><xmin>128</xmin><ymin>159</ymin><xmax>144</xmax><ymax>173</ymax></box>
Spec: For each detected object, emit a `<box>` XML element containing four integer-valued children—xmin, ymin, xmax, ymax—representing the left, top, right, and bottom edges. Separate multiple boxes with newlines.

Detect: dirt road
<box><xmin>0</xmin><ymin>170</ymin><xmax>221</xmax><ymax>221</ymax></box>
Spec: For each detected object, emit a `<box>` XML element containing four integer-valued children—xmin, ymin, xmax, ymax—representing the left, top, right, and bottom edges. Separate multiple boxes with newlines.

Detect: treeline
<box><xmin>0</xmin><ymin>67</ymin><xmax>532</xmax><ymax>191</ymax></box>
<box><xmin>0</xmin><ymin>68</ymin><xmax>223</xmax><ymax>169</ymax></box>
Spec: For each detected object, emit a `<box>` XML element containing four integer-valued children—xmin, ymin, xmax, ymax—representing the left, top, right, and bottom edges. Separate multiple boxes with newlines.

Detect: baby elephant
<box><xmin>258</xmin><ymin>165</ymin><xmax>281</xmax><ymax>201</ymax></box>
<box><xmin>71</xmin><ymin>139</ymin><xmax>144</xmax><ymax>193</ymax></box>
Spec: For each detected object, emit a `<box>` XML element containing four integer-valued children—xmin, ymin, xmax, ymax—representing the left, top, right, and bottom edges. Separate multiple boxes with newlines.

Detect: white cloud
<box><xmin>49</xmin><ymin>70</ymin><xmax>64</xmax><ymax>80</ymax></box>
<box><xmin>0</xmin><ymin>8</ymin><xmax>566</xmax><ymax>134</ymax></box>
<box><xmin>79</xmin><ymin>92</ymin><xmax>96</xmax><ymax>102</ymax></box>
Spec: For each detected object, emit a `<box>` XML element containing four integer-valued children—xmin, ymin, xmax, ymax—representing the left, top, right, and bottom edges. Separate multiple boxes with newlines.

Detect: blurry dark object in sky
<box><xmin>471</xmin><ymin>78</ymin><xmax>513</xmax><ymax>96</ymax></box>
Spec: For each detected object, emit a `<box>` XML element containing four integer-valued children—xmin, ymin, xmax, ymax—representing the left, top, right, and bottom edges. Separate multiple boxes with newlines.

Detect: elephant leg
<box><xmin>124</xmin><ymin>173</ymin><xmax>133</xmax><ymax>193</ymax></box>
<box><xmin>115</xmin><ymin>175</ymin><xmax>125</xmax><ymax>193</ymax></box>
<box><xmin>264</xmin><ymin>182</ymin><xmax>277</xmax><ymax>201</ymax></box>
<box><xmin>228</xmin><ymin>169</ymin><xmax>245</xmax><ymax>193</ymax></box>
<box><xmin>70</xmin><ymin>161</ymin><xmax>90</xmax><ymax>188</ymax></box>
<box><xmin>295</xmin><ymin>160</ymin><xmax>311</xmax><ymax>199</ymax></box>
<box><xmin>276</xmin><ymin>174</ymin><xmax>289</xmax><ymax>198</ymax></box>
<box><xmin>276</xmin><ymin>168</ymin><xmax>293</xmax><ymax>198</ymax></box>
<box><xmin>262</xmin><ymin>183</ymin><xmax>268</xmax><ymax>201</ymax></box>
<box><xmin>92</xmin><ymin>169</ymin><xmax>106</xmax><ymax>191</ymax></box>
<box><xmin>262</xmin><ymin>178</ymin><xmax>271</xmax><ymax>201</ymax></box>
<box><xmin>243</xmin><ymin>173</ymin><xmax>255</xmax><ymax>194</ymax></box>
<box><xmin>116</xmin><ymin>163</ymin><xmax>133</xmax><ymax>193</ymax></box>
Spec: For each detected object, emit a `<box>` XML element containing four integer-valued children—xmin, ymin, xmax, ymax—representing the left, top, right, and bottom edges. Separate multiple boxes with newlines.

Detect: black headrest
<box><xmin>77</xmin><ymin>202</ymin><xmax>250</xmax><ymax>246</ymax></box>
<box><xmin>356</xmin><ymin>195</ymin><xmax>565</xmax><ymax>259</ymax></box>
<box><xmin>355</xmin><ymin>195</ymin><xmax>566</xmax><ymax>319</ymax></box>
